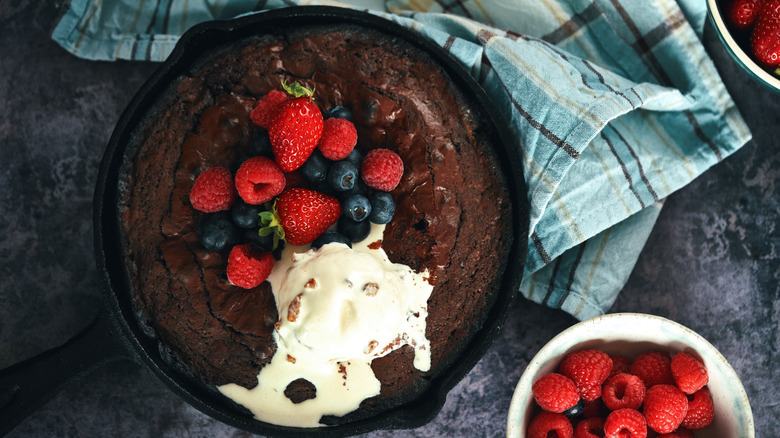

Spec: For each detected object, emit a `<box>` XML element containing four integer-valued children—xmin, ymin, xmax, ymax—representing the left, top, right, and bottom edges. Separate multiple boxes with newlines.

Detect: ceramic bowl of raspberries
<box><xmin>707</xmin><ymin>0</ymin><xmax>780</xmax><ymax>93</ymax></box>
<box><xmin>506</xmin><ymin>313</ymin><xmax>754</xmax><ymax>438</ymax></box>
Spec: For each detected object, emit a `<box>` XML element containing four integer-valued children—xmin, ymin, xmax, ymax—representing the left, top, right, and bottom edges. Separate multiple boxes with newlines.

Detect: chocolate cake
<box><xmin>118</xmin><ymin>20</ymin><xmax>512</xmax><ymax>427</ymax></box>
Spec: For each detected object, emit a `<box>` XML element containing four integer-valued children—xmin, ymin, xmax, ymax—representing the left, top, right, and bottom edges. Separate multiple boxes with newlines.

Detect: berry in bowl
<box><xmin>506</xmin><ymin>313</ymin><xmax>754</xmax><ymax>437</ymax></box>
<box><xmin>708</xmin><ymin>0</ymin><xmax>780</xmax><ymax>93</ymax></box>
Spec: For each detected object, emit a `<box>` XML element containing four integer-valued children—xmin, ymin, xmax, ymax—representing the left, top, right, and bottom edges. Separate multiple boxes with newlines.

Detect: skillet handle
<box><xmin>0</xmin><ymin>309</ymin><xmax>130</xmax><ymax>436</ymax></box>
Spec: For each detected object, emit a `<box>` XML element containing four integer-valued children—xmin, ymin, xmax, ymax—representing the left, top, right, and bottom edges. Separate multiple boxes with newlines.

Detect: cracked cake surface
<box><xmin>118</xmin><ymin>22</ymin><xmax>512</xmax><ymax>425</ymax></box>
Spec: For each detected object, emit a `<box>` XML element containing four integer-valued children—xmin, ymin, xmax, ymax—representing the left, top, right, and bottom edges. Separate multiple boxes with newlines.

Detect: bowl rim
<box><xmin>706</xmin><ymin>0</ymin><xmax>780</xmax><ymax>94</ymax></box>
<box><xmin>505</xmin><ymin>312</ymin><xmax>755</xmax><ymax>438</ymax></box>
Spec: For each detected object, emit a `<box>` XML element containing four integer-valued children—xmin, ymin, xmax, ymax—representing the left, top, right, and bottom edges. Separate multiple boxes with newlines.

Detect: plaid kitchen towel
<box><xmin>51</xmin><ymin>0</ymin><xmax>750</xmax><ymax>321</ymax></box>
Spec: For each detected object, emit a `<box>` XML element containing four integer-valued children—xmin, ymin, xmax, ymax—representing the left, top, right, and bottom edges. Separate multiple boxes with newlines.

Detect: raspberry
<box><xmin>602</xmin><ymin>373</ymin><xmax>646</xmax><ymax>410</ymax></box>
<box><xmin>527</xmin><ymin>411</ymin><xmax>573</xmax><ymax>438</ymax></box>
<box><xmin>318</xmin><ymin>117</ymin><xmax>357</xmax><ymax>160</ymax></box>
<box><xmin>583</xmin><ymin>399</ymin><xmax>604</xmax><ymax>418</ymax></box>
<box><xmin>532</xmin><ymin>373</ymin><xmax>580</xmax><ymax>413</ymax></box>
<box><xmin>643</xmin><ymin>384</ymin><xmax>688</xmax><ymax>434</ymax></box>
<box><xmin>680</xmin><ymin>388</ymin><xmax>714</xmax><ymax>430</ymax></box>
<box><xmin>630</xmin><ymin>351</ymin><xmax>675</xmax><ymax>389</ymax></box>
<box><xmin>226</xmin><ymin>244</ymin><xmax>274</xmax><ymax>289</ymax></box>
<box><xmin>250</xmin><ymin>89</ymin><xmax>288</xmax><ymax>129</ymax></box>
<box><xmin>234</xmin><ymin>156</ymin><xmax>286</xmax><ymax>205</ymax></box>
<box><xmin>609</xmin><ymin>355</ymin><xmax>632</xmax><ymax>378</ymax></box>
<box><xmin>658</xmin><ymin>427</ymin><xmax>694</xmax><ymax>437</ymax></box>
<box><xmin>560</xmin><ymin>349</ymin><xmax>613</xmax><ymax>401</ymax></box>
<box><xmin>189</xmin><ymin>167</ymin><xmax>236</xmax><ymax>213</ymax></box>
<box><xmin>361</xmin><ymin>148</ymin><xmax>404</xmax><ymax>192</ymax></box>
<box><xmin>604</xmin><ymin>408</ymin><xmax>647</xmax><ymax>438</ymax></box>
<box><xmin>574</xmin><ymin>417</ymin><xmax>604</xmax><ymax>438</ymax></box>
<box><xmin>671</xmin><ymin>352</ymin><xmax>708</xmax><ymax>394</ymax></box>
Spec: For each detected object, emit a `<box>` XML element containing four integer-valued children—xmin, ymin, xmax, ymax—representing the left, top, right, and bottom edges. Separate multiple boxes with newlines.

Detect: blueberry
<box><xmin>342</xmin><ymin>148</ymin><xmax>364</xmax><ymax>169</ymax></box>
<box><xmin>271</xmin><ymin>242</ymin><xmax>285</xmax><ymax>260</ymax></box>
<box><xmin>231</xmin><ymin>201</ymin><xmax>264</xmax><ymax>229</ymax></box>
<box><xmin>327</xmin><ymin>160</ymin><xmax>359</xmax><ymax>192</ymax></box>
<box><xmin>243</xmin><ymin>228</ymin><xmax>276</xmax><ymax>252</ymax></box>
<box><xmin>368</xmin><ymin>191</ymin><xmax>396</xmax><ymax>224</ymax></box>
<box><xmin>337</xmin><ymin>217</ymin><xmax>371</xmax><ymax>242</ymax></box>
<box><xmin>311</xmin><ymin>231</ymin><xmax>352</xmax><ymax>250</ymax></box>
<box><xmin>244</xmin><ymin>228</ymin><xmax>284</xmax><ymax>258</ymax></box>
<box><xmin>198</xmin><ymin>212</ymin><xmax>241</xmax><ymax>252</ymax></box>
<box><xmin>337</xmin><ymin>178</ymin><xmax>369</xmax><ymax>201</ymax></box>
<box><xmin>322</xmin><ymin>105</ymin><xmax>354</xmax><ymax>122</ymax></box>
<box><xmin>250</xmin><ymin>131</ymin><xmax>273</xmax><ymax>157</ymax></box>
<box><xmin>311</xmin><ymin>180</ymin><xmax>339</xmax><ymax>198</ymax></box>
<box><xmin>341</xmin><ymin>194</ymin><xmax>372</xmax><ymax>222</ymax></box>
<box><xmin>299</xmin><ymin>149</ymin><xmax>330</xmax><ymax>184</ymax></box>
<box><xmin>563</xmin><ymin>399</ymin><xmax>586</xmax><ymax>418</ymax></box>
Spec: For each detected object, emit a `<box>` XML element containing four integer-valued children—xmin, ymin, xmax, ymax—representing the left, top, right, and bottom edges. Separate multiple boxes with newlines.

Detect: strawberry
<box><xmin>260</xmin><ymin>188</ymin><xmax>340</xmax><ymax>246</ymax></box>
<box><xmin>751</xmin><ymin>0</ymin><xmax>780</xmax><ymax>68</ymax></box>
<box><xmin>267</xmin><ymin>81</ymin><xmax>324</xmax><ymax>172</ymax></box>
<box><xmin>728</xmin><ymin>0</ymin><xmax>765</xmax><ymax>30</ymax></box>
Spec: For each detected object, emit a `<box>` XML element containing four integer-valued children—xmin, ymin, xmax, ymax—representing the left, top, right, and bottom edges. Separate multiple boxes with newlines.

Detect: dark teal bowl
<box><xmin>707</xmin><ymin>0</ymin><xmax>780</xmax><ymax>94</ymax></box>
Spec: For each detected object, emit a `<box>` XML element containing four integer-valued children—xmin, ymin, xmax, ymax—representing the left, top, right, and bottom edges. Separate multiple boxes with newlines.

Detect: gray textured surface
<box><xmin>0</xmin><ymin>1</ymin><xmax>777</xmax><ymax>437</ymax></box>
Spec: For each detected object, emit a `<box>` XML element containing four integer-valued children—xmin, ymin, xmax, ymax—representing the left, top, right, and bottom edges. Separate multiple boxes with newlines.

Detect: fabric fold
<box><xmin>51</xmin><ymin>0</ymin><xmax>751</xmax><ymax>320</ymax></box>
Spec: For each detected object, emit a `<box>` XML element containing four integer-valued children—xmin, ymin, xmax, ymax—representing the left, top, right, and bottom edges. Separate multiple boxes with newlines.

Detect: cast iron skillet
<box><xmin>0</xmin><ymin>6</ymin><xmax>529</xmax><ymax>436</ymax></box>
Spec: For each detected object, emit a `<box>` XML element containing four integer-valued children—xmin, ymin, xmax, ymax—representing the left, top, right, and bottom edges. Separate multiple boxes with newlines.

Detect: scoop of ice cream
<box><xmin>273</xmin><ymin>242</ymin><xmax>432</xmax><ymax>370</ymax></box>
<box><xmin>218</xmin><ymin>236</ymin><xmax>435</xmax><ymax>427</ymax></box>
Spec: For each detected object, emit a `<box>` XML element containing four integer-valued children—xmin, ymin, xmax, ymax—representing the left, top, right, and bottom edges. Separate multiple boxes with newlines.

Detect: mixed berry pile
<box><xmin>725</xmin><ymin>0</ymin><xmax>780</xmax><ymax>73</ymax></box>
<box><xmin>188</xmin><ymin>80</ymin><xmax>404</xmax><ymax>289</ymax></box>
<box><xmin>528</xmin><ymin>348</ymin><xmax>714</xmax><ymax>438</ymax></box>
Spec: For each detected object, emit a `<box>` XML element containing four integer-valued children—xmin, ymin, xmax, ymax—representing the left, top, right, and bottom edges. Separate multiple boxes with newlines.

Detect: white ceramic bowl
<box><xmin>506</xmin><ymin>313</ymin><xmax>754</xmax><ymax>437</ymax></box>
<box><xmin>707</xmin><ymin>0</ymin><xmax>780</xmax><ymax>94</ymax></box>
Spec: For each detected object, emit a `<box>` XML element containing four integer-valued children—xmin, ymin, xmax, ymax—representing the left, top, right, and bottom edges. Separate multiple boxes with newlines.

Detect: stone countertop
<box><xmin>0</xmin><ymin>1</ymin><xmax>777</xmax><ymax>437</ymax></box>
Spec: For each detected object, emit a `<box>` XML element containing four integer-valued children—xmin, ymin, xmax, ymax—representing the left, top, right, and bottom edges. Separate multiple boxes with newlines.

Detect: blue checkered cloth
<box><xmin>52</xmin><ymin>0</ymin><xmax>750</xmax><ymax>321</ymax></box>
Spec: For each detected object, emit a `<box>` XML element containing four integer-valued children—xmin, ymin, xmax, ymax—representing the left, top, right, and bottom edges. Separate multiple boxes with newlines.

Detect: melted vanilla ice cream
<box><xmin>218</xmin><ymin>225</ymin><xmax>433</xmax><ymax>427</ymax></box>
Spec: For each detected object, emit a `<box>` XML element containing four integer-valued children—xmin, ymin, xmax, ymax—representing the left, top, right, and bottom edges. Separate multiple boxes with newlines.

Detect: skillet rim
<box><xmin>93</xmin><ymin>5</ymin><xmax>530</xmax><ymax>436</ymax></box>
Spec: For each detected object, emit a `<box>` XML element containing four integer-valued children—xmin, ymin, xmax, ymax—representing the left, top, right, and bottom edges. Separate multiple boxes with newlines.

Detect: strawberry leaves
<box><xmin>281</xmin><ymin>79</ymin><xmax>315</xmax><ymax>99</ymax></box>
<box><xmin>258</xmin><ymin>209</ymin><xmax>285</xmax><ymax>250</ymax></box>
